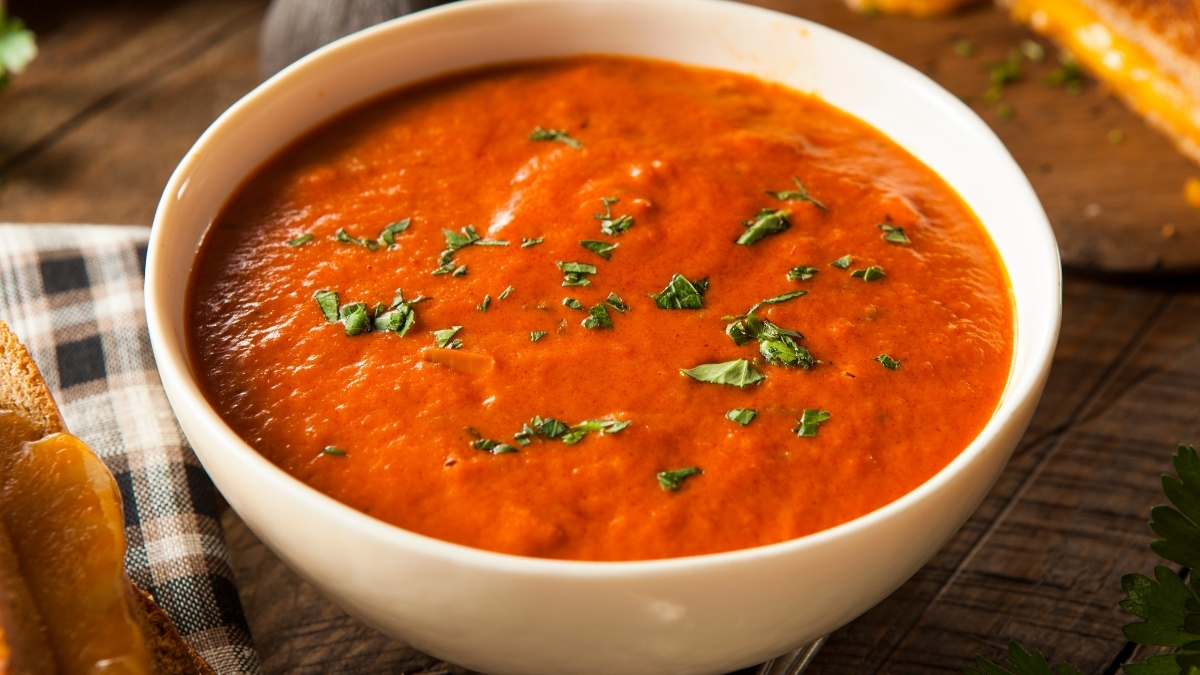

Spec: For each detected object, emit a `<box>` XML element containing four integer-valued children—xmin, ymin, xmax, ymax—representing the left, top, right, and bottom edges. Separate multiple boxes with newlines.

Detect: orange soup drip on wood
<box><xmin>187</xmin><ymin>56</ymin><xmax>1013</xmax><ymax>561</ymax></box>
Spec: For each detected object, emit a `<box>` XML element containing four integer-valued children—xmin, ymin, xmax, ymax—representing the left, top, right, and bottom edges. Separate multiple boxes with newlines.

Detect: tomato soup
<box><xmin>186</xmin><ymin>56</ymin><xmax>1013</xmax><ymax>561</ymax></box>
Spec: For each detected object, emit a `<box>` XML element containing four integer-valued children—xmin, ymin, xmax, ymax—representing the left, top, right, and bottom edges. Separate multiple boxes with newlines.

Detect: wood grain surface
<box><xmin>2</xmin><ymin>1</ymin><xmax>1199</xmax><ymax>673</ymax></box>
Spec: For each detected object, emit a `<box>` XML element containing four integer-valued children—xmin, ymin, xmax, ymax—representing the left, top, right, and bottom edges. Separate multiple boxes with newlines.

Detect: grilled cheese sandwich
<box><xmin>843</xmin><ymin>0</ymin><xmax>986</xmax><ymax>17</ymax></box>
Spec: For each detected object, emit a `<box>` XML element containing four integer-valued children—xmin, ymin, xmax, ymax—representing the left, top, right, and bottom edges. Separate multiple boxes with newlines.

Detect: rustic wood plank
<box><xmin>0</xmin><ymin>1</ymin><xmax>265</xmax><ymax>225</ymax></box>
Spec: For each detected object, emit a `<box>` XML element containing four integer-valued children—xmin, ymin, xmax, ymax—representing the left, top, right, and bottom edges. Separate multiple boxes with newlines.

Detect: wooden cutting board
<box><xmin>756</xmin><ymin>0</ymin><xmax>1200</xmax><ymax>274</ymax></box>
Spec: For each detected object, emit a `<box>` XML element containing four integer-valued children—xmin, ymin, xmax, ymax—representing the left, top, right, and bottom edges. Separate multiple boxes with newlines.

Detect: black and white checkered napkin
<box><xmin>0</xmin><ymin>224</ymin><xmax>260</xmax><ymax>675</ymax></box>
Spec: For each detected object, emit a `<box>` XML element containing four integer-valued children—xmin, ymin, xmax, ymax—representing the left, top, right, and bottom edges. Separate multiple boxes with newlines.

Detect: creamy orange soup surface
<box><xmin>187</xmin><ymin>56</ymin><xmax>1013</xmax><ymax>561</ymax></box>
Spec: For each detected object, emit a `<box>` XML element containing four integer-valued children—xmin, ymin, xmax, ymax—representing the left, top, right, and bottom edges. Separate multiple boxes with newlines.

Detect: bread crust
<box><xmin>1079</xmin><ymin>0</ymin><xmax>1200</xmax><ymax>99</ymax></box>
<box><xmin>0</xmin><ymin>325</ymin><xmax>63</xmax><ymax>439</ymax></box>
<box><xmin>843</xmin><ymin>0</ymin><xmax>985</xmax><ymax>16</ymax></box>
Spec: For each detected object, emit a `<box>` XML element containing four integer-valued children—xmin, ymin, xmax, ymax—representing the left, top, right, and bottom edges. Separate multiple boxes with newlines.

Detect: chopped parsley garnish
<box><xmin>561</xmin><ymin>418</ymin><xmax>631</xmax><ymax>445</ymax></box>
<box><xmin>726</xmin><ymin>409</ymin><xmax>757</xmax><ymax>426</ymax></box>
<box><xmin>529</xmin><ymin>126</ymin><xmax>582</xmax><ymax>148</ymax></box>
<box><xmin>472</xmin><ymin>438</ymin><xmax>517</xmax><ymax>454</ymax></box>
<box><xmin>339</xmin><ymin>303</ymin><xmax>370</xmax><ymax>336</ymax></box>
<box><xmin>830</xmin><ymin>255</ymin><xmax>852</xmax><ymax>269</ymax></box>
<box><xmin>787</xmin><ymin>266</ymin><xmax>818</xmax><ymax>281</ymax></box>
<box><xmin>380</xmin><ymin>219</ymin><xmax>411</xmax><ymax>246</ymax></box>
<box><xmin>335</xmin><ymin>228</ymin><xmax>379</xmax><ymax>251</ymax></box>
<box><xmin>513</xmin><ymin>416</ymin><xmax>570</xmax><ymax>446</ymax></box>
<box><xmin>580</xmin><ymin>239</ymin><xmax>617</xmax><ymax>260</ymax></box>
<box><xmin>594</xmin><ymin>197</ymin><xmax>634</xmax><ymax>236</ymax></box>
<box><xmin>322</xmin><ymin>446</ymin><xmax>347</xmax><ymax>456</ymax></box>
<box><xmin>288</xmin><ymin>234</ymin><xmax>314</xmax><ymax>247</ymax></box>
<box><xmin>530</xmin><ymin>331</ymin><xmax>547</xmax><ymax>342</ymax></box>
<box><xmin>680</xmin><ymin>359</ymin><xmax>765</xmax><ymax>387</ymax></box>
<box><xmin>876</xmin><ymin>354</ymin><xmax>901</xmax><ymax>370</ymax></box>
<box><xmin>582</xmin><ymin>304</ymin><xmax>613</xmax><ymax>330</ymax></box>
<box><xmin>794</xmin><ymin>409</ymin><xmax>831</xmax><ymax>437</ymax></box>
<box><xmin>433</xmin><ymin>225</ymin><xmax>504</xmax><ymax>275</ymax></box>
<box><xmin>766</xmin><ymin>177</ymin><xmax>827</xmax><ymax>210</ymax></box>
<box><xmin>521</xmin><ymin>237</ymin><xmax>544</xmax><ymax>247</ymax></box>
<box><xmin>658</xmin><ymin>467</ymin><xmax>701</xmax><ymax>491</ymax></box>
<box><xmin>650</xmin><ymin>273</ymin><xmax>706</xmax><ymax>309</ymax></box>
<box><xmin>451</xmin><ymin>265</ymin><xmax>468</xmax><ymax>277</ymax></box>
<box><xmin>478</xmin><ymin>295</ymin><xmax>491</xmax><ymax>312</ymax></box>
<box><xmin>850</xmin><ymin>266</ymin><xmax>886</xmax><ymax>281</ymax></box>
<box><xmin>746</xmin><ymin>290</ymin><xmax>807</xmax><ymax>315</ymax></box>
<box><xmin>563</xmin><ymin>297</ymin><xmax>584</xmax><ymax>310</ymax></box>
<box><xmin>499</xmin><ymin>286</ymin><xmax>514</xmax><ymax>300</ymax></box>
<box><xmin>557</xmin><ymin>261</ymin><xmax>597</xmax><ymax>287</ymax></box>
<box><xmin>314</xmin><ymin>290</ymin><xmax>340</xmax><ymax>323</ymax></box>
<box><xmin>878</xmin><ymin>223</ymin><xmax>910</xmax><ymax>244</ymax></box>
<box><xmin>433</xmin><ymin>326</ymin><xmax>462</xmax><ymax>349</ymax></box>
<box><xmin>605</xmin><ymin>293</ymin><xmax>629</xmax><ymax>313</ymax></box>
<box><xmin>725</xmin><ymin>313</ymin><xmax>814</xmax><ymax>368</ymax></box>
<box><xmin>443</xmin><ymin>226</ymin><xmax>481</xmax><ymax>251</ymax></box>
<box><xmin>737</xmin><ymin>209</ymin><xmax>791</xmax><ymax>246</ymax></box>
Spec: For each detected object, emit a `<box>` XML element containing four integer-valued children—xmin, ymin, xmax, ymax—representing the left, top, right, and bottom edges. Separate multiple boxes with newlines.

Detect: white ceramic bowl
<box><xmin>146</xmin><ymin>1</ymin><xmax>1061</xmax><ymax>673</ymax></box>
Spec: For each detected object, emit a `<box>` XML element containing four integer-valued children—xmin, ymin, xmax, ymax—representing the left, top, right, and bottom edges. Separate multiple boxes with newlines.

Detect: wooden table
<box><xmin>2</xmin><ymin>1</ymin><xmax>1198</xmax><ymax>672</ymax></box>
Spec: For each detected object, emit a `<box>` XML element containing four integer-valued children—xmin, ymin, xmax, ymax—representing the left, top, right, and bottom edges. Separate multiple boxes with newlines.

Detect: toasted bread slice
<box><xmin>843</xmin><ymin>0</ymin><xmax>987</xmax><ymax>17</ymax></box>
<box><xmin>0</xmin><ymin>321</ymin><xmax>213</xmax><ymax>675</ymax></box>
<box><xmin>1001</xmin><ymin>0</ymin><xmax>1200</xmax><ymax>164</ymax></box>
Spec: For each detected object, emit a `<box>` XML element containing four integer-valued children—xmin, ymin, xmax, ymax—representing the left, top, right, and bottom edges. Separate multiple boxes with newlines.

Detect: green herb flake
<box><xmin>582</xmin><ymin>304</ymin><xmax>613</xmax><ymax>330</ymax></box>
<box><xmin>580</xmin><ymin>240</ymin><xmax>617</xmax><ymax>260</ymax></box>
<box><xmin>726</xmin><ymin>409</ymin><xmax>757</xmax><ymax>426</ymax></box>
<box><xmin>529</xmin><ymin>126</ymin><xmax>582</xmax><ymax>148</ymax></box>
<box><xmin>766</xmin><ymin>177</ymin><xmax>828</xmax><ymax>210</ymax></box>
<box><xmin>314</xmin><ymin>290</ymin><xmax>340</xmax><ymax>323</ymax></box>
<box><xmin>680</xmin><ymin>359</ymin><xmax>765</xmax><ymax>388</ymax></box>
<box><xmin>373</xmin><ymin>310</ymin><xmax>403</xmax><ymax>332</ymax></box>
<box><xmin>443</xmin><ymin>226</ymin><xmax>480</xmax><ymax>251</ymax></box>
<box><xmin>379</xmin><ymin>219</ymin><xmax>411</xmax><ymax>246</ymax></box>
<box><xmin>794</xmin><ymin>409</ymin><xmax>831</xmax><ymax>437</ymax></box>
<box><xmin>875</xmin><ymin>354</ymin><xmax>901</xmax><ymax>370</ymax></box>
<box><xmin>557</xmin><ymin>260</ymin><xmax>597</xmax><ymax>287</ymax></box>
<box><xmin>650</xmin><ymin>273</ymin><xmax>706</xmax><ymax>310</ymax></box>
<box><xmin>737</xmin><ymin>209</ymin><xmax>792</xmax><ymax>246</ymax></box>
<box><xmin>478</xmin><ymin>295</ymin><xmax>492</xmax><ymax>312</ymax></box>
<box><xmin>472</xmin><ymin>438</ymin><xmax>518</xmax><ymax>454</ymax></box>
<box><xmin>334</xmin><ymin>228</ymin><xmax>379</xmax><ymax>251</ymax></box>
<box><xmin>499</xmin><ymin>286</ymin><xmax>514</xmax><ymax>300</ymax></box>
<box><xmin>878</xmin><ymin>223</ymin><xmax>910</xmax><ymax>245</ymax></box>
<box><xmin>339</xmin><ymin>303</ymin><xmax>370</xmax><ymax>336</ymax></box>
<box><xmin>725</xmin><ymin>313</ymin><xmax>814</xmax><ymax>369</ymax></box>
<box><xmin>433</xmin><ymin>326</ymin><xmax>462</xmax><ymax>349</ymax></box>
<box><xmin>830</xmin><ymin>255</ymin><xmax>853</xmax><ymax>269</ymax></box>
<box><xmin>593</xmin><ymin>197</ymin><xmax>635</xmax><ymax>236</ymax></box>
<box><xmin>850</xmin><ymin>266</ymin><xmax>886</xmax><ymax>281</ymax></box>
<box><xmin>562</xmin><ymin>418</ymin><xmax>631</xmax><ymax>445</ymax></box>
<box><xmin>756</xmin><ymin>290</ymin><xmax>807</xmax><ymax>309</ymax></box>
<box><xmin>288</xmin><ymin>234</ymin><xmax>314</xmax><ymax>247</ymax></box>
<box><xmin>658</xmin><ymin>467</ymin><xmax>701</xmax><ymax>492</ymax></box>
<box><xmin>563</xmin><ymin>297</ymin><xmax>584</xmax><ymax>310</ymax></box>
<box><xmin>530</xmin><ymin>331</ymin><xmax>547</xmax><ymax>342</ymax></box>
<box><xmin>452</xmin><ymin>265</ymin><xmax>469</xmax><ymax>277</ymax></box>
<box><xmin>322</xmin><ymin>446</ymin><xmax>347</xmax><ymax>456</ymax></box>
<box><xmin>787</xmin><ymin>266</ymin><xmax>818</xmax><ymax>281</ymax></box>
<box><xmin>521</xmin><ymin>237</ymin><xmax>544</xmax><ymax>248</ymax></box>
<box><xmin>605</xmin><ymin>293</ymin><xmax>629</xmax><ymax>314</ymax></box>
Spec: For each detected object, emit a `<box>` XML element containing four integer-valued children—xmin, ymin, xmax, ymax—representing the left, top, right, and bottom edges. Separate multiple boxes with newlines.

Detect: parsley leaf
<box><xmin>322</xmin><ymin>446</ymin><xmax>347</xmax><ymax>456</ymax></box>
<box><xmin>314</xmin><ymin>290</ymin><xmax>340</xmax><ymax>323</ymax></box>
<box><xmin>557</xmin><ymin>261</ymin><xmax>597</xmax><ymax>287</ymax></box>
<box><xmin>335</xmin><ymin>228</ymin><xmax>379</xmax><ymax>251</ymax></box>
<box><xmin>521</xmin><ymin>237</ymin><xmax>544</xmax><ymax>247</ymax></box>
<box><xmin>433</xmin><ymin>225</ymin><xmax>504</xmax><ymax>275</ymax></box>
<box><xmin>433</xmin><ymin>326</ymin><xmax>462</xmax><ymax>349</ymax></box>
<box><xmin>737</xmin><ymin>209</ymin><xmax>791</xmax><ymax>246</ymax></box>
<box><xmin>1151</xmin><ymin>444</ymin><xmax>1200</xmax><ymax>568</ymax></box>
<box><xmin>1120</xmin><ymin>566</ymin><xmax>1200</xmax><ymax>649</ymax></box>
<box><xmin>563</xmin><ymin>298</ymin><xmax>584</xmax><ymax>310</ymax></box>
<box><xmin>594</xmin><ymin>197</ymin><xmax>635</xmax><ymax>236</ymax></box>
<box><xmin>529</xmin><ymin>126</ymin><xmax>582</xmax><ymax>148</ymax></box>
<box><xmin>380</xmin><ymin>219</ymin><xmax>411</xmax><ymax>245</ymax></box>
<box><xmin>478</xmin><ymin>295</ymin><xmax>491</xmax><ymax>312</ymax></box>
<box><xmin>680</xmin><ymin>359</ymin><xmax>765</xmax><ymax>387</ymax></box>
<box><xmin>766</xmin><ymin>177</ymin><xmax>828</xmax><ymax>210</ymax></box>
<box><xmin>499</xmin><ymin>286</ymin><xmax>514</xmax><ymax>300</ymax></box>
<box><xmin>0</xmin><ymin>10</ymin><xmax>36</xmax><ymax>86</ymax></box>
<box><xmin>473</xmin><ymin>438</ymin><xmax>518</xmax><ymax>454</ymax></box>
<box><xmin>658</xmin><ymin>467</ymin><xmax>701</xmax><ymax>491</ymax></box>
<box><xmin>788</xmin><ymin>266</ymin><xmax>818</xmax><ymax>281</ymax></box>
<box><xmin>562</xmin><ymin>419</ymin><xmax>631</xmax><ymax>445</ymax></box>
<box><xmin>876</xmin><ymin>354</ymin><xmax>900</xmax><ymax>370</ymax></box>
<box><xmin>794</xmin><ymin>409</ymin><xmax>831</xmax><ymax>437</ymax></box>
<box><xmin>452</xmin><ymin>265</ymin><xmax>468</xmax><ymax>277</ymax></box>
<box><xmin>964</xmin><ymin>641</ymin><xmax>1082</xmax><ymax>675</ymax></box>
<box><xmin>744</xmin><ymin>290</ymin><xmax>807</xmax><ymax>315</ymax></box>
<box><xmin>651</xmin><ymin>273</ymin><xmax>706</xmax><ymax>309</ymax></box>
<box><xmin>878</xmin><ymin>223</ymin><xmax>910</xmax><ymax>244</ymax></box>
<box><xmin>288</xmin><ymin>234</ymin><xmax>314</xmax><ymax>247</ymax></box>
<box><xmin>726</xmin><ymin>409</ymin><xmax>757</xmax><ymax>426</ymax></box>
<box><xmin>606</xmin><ymin>293</ymin><xmax>629</xmax><ymax>313</ymax></box>
<box><xmin>339</xmin><ymin>303</ymin><xmax>370</xmax><ymax>336</ymax></box>
<box><xmin>530</xmin><ymin>331</ymin><xmax>547</xmax><ymax>342</ymax></box>
<box><xmin>581</xmin><ymin>240</ymin><xmax>617</xmax><ymax>260</ymax></box>
<box><xmin>830</xmin><ymin>255</ymin><xmax>852</xmax><ymax>269</ymax></box>
<box><xmin>850</xmin><ymin>266</ymin><xmax>886</xmax><ymax>281</ymax></box>
<box><xmin>582</xmin><ymin>304</ymin><xmax>613</xmax><ymax>330</ymax></box>
<box><xmin>443</xmin><ymin>225</ymin><xmax>481</xmax><ymax>251</ymax></box>
<box><xmin>726</xmin><ymin>313</ymin><xmax>814</xmax><ymax>368</ymax></box>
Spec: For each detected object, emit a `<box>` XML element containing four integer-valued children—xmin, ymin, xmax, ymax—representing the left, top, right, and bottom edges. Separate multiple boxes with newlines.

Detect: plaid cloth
<box><xmin>0</xmin><ymin>224</ymin><xmax>260</xmax><ymax>675</ymax></box>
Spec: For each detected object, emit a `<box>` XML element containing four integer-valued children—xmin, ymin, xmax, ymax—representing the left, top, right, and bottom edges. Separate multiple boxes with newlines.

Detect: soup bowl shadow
<box><xmin>146</xmin><ymin>1</ymin><xmax>1061</xmax><ymax>674</ymax></box>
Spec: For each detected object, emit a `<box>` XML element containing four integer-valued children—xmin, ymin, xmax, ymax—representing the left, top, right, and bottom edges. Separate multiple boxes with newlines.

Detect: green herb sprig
<box><xmin>737</xmin><ymin>209</ymin><xmax>791</xmax><ymax>246</ymax></box>
<box><xmin>767</xmin><ymin>177</ymin><xmax>827</xmax><ymax>210</ymax></box>
<box><xmin>650</xmin><ymin>273</ymin><xmax>707</xmax><ymax>310</ymax></box>
<box><xmin>315</xmin><ymin>288</ymin><xmax>424</xmax><ymax>337</ymax></box>
<box><xmin>725</xmin><ymin>313</ymin><xmax>814</xmax><ymax>369</ymax></box>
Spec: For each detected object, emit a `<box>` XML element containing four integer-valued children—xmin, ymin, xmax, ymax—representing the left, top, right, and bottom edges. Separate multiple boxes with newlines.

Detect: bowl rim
<box><xmin>147</xmin><ymin>0</ymin><xmax>1062</xmax><ymax>576</ymax></box>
